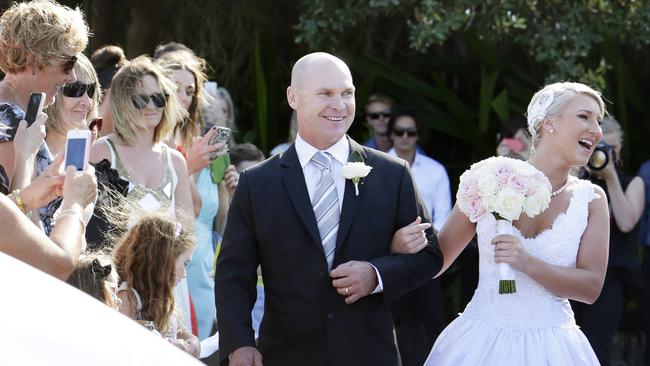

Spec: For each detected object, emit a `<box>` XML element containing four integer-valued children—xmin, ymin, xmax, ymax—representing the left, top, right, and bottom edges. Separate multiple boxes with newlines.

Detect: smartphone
<box><xmin>24</xmin><ymin>92</ymin><xmax>46</xmax><ymax>126</ymax></box>
<box><xmin>208</xmin><ymin>126</ymin><xmax>231</xmax><ymax>161</ymax></box>
<box><xmin>210</xmin><ymin>154</ymin><xmax>231</xmax><ymax>184</ymax></box>
<box><xmin>64</xmin><ymin>129</ymin><xmax>92</xmax><ymax>171</ymax></box>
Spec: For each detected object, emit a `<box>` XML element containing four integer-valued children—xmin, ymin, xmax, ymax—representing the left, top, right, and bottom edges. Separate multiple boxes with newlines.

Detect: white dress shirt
<box><xmin>295</xmin><ymin>134</ymin><xmax>383</xmax><ymax>293</ymax></box>
<box><xmin>389</xmin><ymin>148</ymin><xmax>452</xmax><ymax>231</ymax></box>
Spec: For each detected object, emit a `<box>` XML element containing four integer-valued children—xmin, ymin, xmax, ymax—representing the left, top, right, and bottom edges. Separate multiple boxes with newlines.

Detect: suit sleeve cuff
<box><xmin>369</xmin><ymin>263</ymin><xmax>384</xmax><ymax>294</ymax></box>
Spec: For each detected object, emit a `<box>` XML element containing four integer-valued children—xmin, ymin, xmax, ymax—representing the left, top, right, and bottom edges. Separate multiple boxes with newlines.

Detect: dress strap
<box><xmin>103</xmin><ymin>138</ymin><xmax>121</xmax><ymax>172</ymax></box>
<box><xmin>117</xmin><ymin>281</ymin><xmax>143</xmax><ymax>320</ymax></box>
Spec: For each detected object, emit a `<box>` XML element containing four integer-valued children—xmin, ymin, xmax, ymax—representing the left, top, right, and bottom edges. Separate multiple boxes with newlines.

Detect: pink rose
<box><xmin>507</xmin><ymin>175</ymin><xmax>529</xmax><ymax>195</ymax></box>
<box><xmin>467</xmin><ymin>197</ymin><xmax>488</xmax><ymax>223</ymax></box>
<box><xmin>458</xmin><ymin>174</ymin><xmax>480</xmax><ymax>200</ymax></box>
<box><xmin>495</xmin><ymin>163</ymin><xmax>514</xmax><ymax>184</ymax></box>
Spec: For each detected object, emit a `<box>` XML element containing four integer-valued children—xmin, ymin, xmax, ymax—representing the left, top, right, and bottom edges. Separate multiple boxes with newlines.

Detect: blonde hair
<box><xmin>109</xmin><ymin>56</ymin><xmax>186</xmax><ymax>145</ymax></box>
<box><xmin>156</xmin><ymin>50</ymin><xmax>208</xmax><ymax>149</ymax></box>
<box><xmin>526</xmin><ymin>82</ymin><xmax>605</xmax><ymax>149</ymax></box>
<box><xmin>0</xmin><ymin>0</ymin><xmax>88</xmax><ymax>74</ymax></box>
<box><xmin>45</xmin><ymin>53</ymin><xmax>101</xmax><ymax>134</ymax></box>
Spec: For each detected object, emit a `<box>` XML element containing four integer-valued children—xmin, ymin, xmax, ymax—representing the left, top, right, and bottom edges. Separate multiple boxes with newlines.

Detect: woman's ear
<box><xmin>541</xmin><ymin>119</ymin><xmax>556</xmax><ymax>134</ymax></box>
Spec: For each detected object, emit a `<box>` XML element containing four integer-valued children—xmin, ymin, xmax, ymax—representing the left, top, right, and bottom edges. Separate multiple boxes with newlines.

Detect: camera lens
<box><xmin>588</xmin><ymin>145</ymin><xmax>609</xmax><ymax>170</ymax></box>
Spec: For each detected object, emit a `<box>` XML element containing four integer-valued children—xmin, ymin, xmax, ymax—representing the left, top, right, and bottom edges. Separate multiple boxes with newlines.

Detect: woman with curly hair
<box><xmin>113</xmin><ymin>214</ymin><xmax>199</xmax><ymax>357</ymax></box>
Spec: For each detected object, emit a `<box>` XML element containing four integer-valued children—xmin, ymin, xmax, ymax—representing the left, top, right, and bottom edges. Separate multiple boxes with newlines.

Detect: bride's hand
<box><xmin>492</xmin><ymin>234</ymin><xmax>531</xmax><ymax>272</ymax></box>
<box><xmin>390</xmin><ymin>216</ymin><xmax>431</xmax><ymax>254</ymax></box>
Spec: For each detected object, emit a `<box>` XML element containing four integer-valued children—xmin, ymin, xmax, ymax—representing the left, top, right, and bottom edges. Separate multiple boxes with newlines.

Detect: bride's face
<box><xmin>546</xmin><ymin>94</ymin><xmax>602</xmax><ymax>166</ymax></box>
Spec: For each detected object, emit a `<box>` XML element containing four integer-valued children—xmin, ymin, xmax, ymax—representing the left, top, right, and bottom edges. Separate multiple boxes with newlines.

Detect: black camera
<box><xmin>587</xmin><ymin>142</ymin><xmax>616</xmax><ymax>171</ymax></box>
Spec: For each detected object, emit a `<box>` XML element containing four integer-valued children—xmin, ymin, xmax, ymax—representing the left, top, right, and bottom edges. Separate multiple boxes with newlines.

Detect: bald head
<box><xmin>286</xmin><ymin>52</ymin><xmax>356</xmax><ymax>150</ymax></box>
<box><xmin>291</xmin><ymin>52</ymin><xmax>352</xmax><ymax>89</ymax></box>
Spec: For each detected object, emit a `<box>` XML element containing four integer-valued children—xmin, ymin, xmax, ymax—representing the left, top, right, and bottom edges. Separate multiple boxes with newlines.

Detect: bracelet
<box><xmin>10</xmin><ymin>190</ymin><xmax>28</xmax><ymax>214</ymax></box>
<box><xmin>55</xmin><ymin>209</ymin><xmax>86</xmax><ymax>231</ymax></box>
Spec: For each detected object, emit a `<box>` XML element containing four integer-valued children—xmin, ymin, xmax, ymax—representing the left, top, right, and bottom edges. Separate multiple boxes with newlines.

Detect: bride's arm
<box><xmin>434</xmin><ymin>205</ymin><xmax>477</xmax><ymax>277</ymax></box>
<box><xmin>497</xmin><ymin>185</ymin><xmax>609</xmax><ymax>304</ymax></box>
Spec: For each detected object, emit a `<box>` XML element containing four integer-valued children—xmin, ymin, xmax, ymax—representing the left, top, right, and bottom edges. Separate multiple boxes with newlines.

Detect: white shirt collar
<box><xmin>388</xmin><ymin>147</ymin><xmax>422</xmax><ymax>167</ymax></box>
<box><xmin>295</xmin><ymin>133</ymin><xmax>350</xmax><ymax>168</ymax></box>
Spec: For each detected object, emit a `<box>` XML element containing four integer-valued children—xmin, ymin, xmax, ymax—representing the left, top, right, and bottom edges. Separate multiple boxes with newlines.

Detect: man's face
<box><xmin>365</xmin><ymin>102</ymin><xmax>392</xmax><ymax>135</ymax></box>
<box><xmin>391</xmin><ymin>115</ymin><xmax>419</xmax><ymax>153</ymax></box>
<box><xmin>289</xmin><ymin>59</ymin><xmax>355</xmax><ymax>149</ymax></box>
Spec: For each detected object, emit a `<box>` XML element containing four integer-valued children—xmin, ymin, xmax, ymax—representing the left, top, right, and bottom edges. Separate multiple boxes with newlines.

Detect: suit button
<box><xmin>327</xmin><ymin>313</ymin><xmax>335</xmax><ymax>320</ymax></box>
<box><xmin>317</xmin><ymin>272</ymin><xmax>325</xmax><ymax>279</ymax></box>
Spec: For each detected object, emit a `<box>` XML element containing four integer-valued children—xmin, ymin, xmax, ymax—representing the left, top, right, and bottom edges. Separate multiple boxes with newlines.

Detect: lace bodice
<box><xmin>462</xmin><ymin>179</ymin><xmax>599</xmax><ymax>328</ymax></box>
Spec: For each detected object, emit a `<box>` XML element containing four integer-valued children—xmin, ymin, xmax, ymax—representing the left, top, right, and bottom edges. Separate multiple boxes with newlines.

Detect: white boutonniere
<box><xmin>341</xmin><ymin>151</ymin><xmax>372</xmax><ymax>196</ymax></box>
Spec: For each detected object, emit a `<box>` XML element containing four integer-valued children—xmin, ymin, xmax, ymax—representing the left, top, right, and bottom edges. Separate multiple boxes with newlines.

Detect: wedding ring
<box><xmin>345</xmin><ymin>287</ymin><xmax>349</xmax><ymax>295</ymax></box>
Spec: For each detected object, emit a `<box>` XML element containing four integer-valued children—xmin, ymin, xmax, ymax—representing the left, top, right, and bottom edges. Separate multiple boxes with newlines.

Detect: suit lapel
<box><xmin>280</xmin><ymin>145</ymin><xmax>323</xmax><ymax>253</ymax></box>
<box><xmin>335</xmin><ymin>137</ymin><xmax>368</xmax><ymax>254</ymax></box>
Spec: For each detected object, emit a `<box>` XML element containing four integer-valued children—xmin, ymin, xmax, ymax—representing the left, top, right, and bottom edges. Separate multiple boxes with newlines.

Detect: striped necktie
<box><xmin>311</xmin><ymin>151</ymin><xmax>340</xmax><ymax>271</ymax></box>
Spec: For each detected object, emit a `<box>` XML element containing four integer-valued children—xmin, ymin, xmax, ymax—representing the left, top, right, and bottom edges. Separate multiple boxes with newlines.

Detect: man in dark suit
<box><xmin>215</xmin><ymin>52</ymin><xmax>443</xmax><ymax>366</ymax></box>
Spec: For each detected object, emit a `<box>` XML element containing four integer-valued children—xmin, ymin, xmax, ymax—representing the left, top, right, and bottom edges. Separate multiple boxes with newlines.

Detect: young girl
<box><xmin>112</xmin><ymin>214</ymin><xmax>199</xmax><ymax>357</ymax></box>
<box><xmin>66</xmin><ymin>253</ymin><xmax>118</xmax><ymax>309</ymax></box>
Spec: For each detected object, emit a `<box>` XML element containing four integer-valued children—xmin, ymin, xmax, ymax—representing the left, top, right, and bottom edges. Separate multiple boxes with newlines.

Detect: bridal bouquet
<box><xmin>456</xmin><ymin>156</ymin><xmax>552</xmax><ymax>294</ymax></box>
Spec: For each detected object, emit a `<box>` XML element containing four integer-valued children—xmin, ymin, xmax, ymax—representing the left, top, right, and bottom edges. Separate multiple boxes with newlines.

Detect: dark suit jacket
<box><xmin>215</xmin><ymin>137</ymin><xmax>443</xmax><ymax>366</ymax></box>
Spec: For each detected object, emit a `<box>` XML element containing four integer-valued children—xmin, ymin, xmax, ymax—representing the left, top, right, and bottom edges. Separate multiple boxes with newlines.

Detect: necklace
<box><xmin>551</xmin><ymin>179</ymin><xmax>571</xmax><ymax>197</ymax></box>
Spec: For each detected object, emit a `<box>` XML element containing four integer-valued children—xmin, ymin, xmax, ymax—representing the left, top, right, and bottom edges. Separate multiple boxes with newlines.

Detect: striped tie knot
<box><xmin>311</xmin><ymin>151</ymin><xmax>332</xmax><ymax>171</ymax></box>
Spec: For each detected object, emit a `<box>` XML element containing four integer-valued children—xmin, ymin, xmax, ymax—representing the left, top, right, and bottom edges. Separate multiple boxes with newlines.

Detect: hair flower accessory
<box><xmin>527</xmin><ymin>89</ymin><xmax>554</xmax><ymax>126</ymax></box>
<box><xmin>342</xmin><ymin>151</ymin><xmax>372</xmax><ymax>196</ymax></box>
<box><xmin>175</xmin><ymin>222</ymin><xmax>183</xmax><ymax>238</ymax></box>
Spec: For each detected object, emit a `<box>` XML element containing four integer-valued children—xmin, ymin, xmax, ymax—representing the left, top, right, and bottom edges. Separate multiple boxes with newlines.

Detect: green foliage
<box><xmin>296</xmin><ymin>0</ymin><xmax>650</xmax><ymax>86</ymax></box>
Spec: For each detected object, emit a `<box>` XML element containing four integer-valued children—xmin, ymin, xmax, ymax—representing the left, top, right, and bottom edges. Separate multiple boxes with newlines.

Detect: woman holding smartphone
<box><xmin>36</xmin><ymin>53</ymin><xmax>101</xmax><ymax>233</ymax></box>
<box><xmin>156</xmin><ymin>49</ymin><xmax>238</xmax><ymax>340</ymax></box>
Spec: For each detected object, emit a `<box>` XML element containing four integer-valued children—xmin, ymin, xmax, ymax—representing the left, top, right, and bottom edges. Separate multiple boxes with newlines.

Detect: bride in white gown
<box><xmin>398</xmin><ymin>82</ymin><xmax>610</xmax><ymax>365</ymax></box>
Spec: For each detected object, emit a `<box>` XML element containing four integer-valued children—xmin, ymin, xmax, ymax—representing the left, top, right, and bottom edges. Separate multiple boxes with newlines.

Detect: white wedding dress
<box><xmin>424</xmin><ymin>179</ymin><xmax>601</xmax><ymax>366</ymax></box>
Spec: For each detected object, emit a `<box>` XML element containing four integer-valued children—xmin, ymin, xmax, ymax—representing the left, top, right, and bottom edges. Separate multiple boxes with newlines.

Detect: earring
<box><xmin>550</xmin><ymin>129</ymin><xmax>554</xmax><ymax>133</ymax></box>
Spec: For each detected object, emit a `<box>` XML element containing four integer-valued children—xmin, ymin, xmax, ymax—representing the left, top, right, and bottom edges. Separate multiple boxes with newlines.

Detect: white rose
<box><xmin>471</xmin><ymin>160</ymin><xmax>494</xmax><ymax>179</ymax></box>
<box><xmin>493</xmin><ymin>188</ymin><xmax>525</xmax><ymax>221</ymax></box>
<box><xmin>517</xmin><ymin>161</ymin><xmax>539</xmax><ymax>177</ymax></box>
<box><xmin>477</xmin><ymin>174</ymin><xmax>498</xmax><ymax>196</ymax></box>
<box><xmin>341</xmin><ymin>162</ymin><xmax>372</xmax><ymax>180</ymax></box>
<box><xmin>481</xmin><ymin>194</ymin><xmax>497</xmax><ymax>213</ymax></box>
<box><xmin>524</xmin><ymin>191</ymin><xmax>551</xmax><ymax>217</ymax></box>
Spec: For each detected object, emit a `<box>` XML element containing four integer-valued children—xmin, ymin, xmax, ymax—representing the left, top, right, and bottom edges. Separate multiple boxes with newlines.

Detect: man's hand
<box><xmin>229</xmin><ymin>346</ymin><xmax>263</xmax><ymax>366</ymax></box>
<box><xmin>330</xmin><ymin>261</ymin><xmax>378</xmax><ymax>304</ymax></box>
<box><xmin>389</xmin><ymin>216</ymin><xmax>431</xmax><ymax>254</ymax></box>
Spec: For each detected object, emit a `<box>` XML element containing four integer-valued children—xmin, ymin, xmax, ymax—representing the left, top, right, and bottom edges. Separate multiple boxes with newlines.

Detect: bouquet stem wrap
<box><xmin>496</xmin><ymin>219</ymin><xmax>516</xmax><ymax>294</ymax></box>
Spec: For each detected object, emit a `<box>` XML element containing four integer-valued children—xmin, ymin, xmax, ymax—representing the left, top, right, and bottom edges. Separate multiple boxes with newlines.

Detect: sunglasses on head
<box><xmin>62</xmin><ymin>81</ymin><xmax>96</xmax><ymax>98</ymax></box>
<box><xmin>367</xmin><ymin>111</ymin><xmax>392</xmax><ymax>120</ymax></box>
<box><xmin>393</xmin><ymin>128</ymin><xmax>418</xmax><ymax>137</ymax></box>
<box><xmin>132</xmin><ymin>93</ymin><xmax>167</xmax><ymax>109</ymax></box>
<box><xmin>59</xmin><ymin>55</ymin><xmax>77</xmax><ymax>74</ymax></box>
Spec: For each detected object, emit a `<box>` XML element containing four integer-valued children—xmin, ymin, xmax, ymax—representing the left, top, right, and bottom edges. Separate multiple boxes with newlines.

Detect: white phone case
<box><xmin>64</xmin><ymin>129</ymin><xmax>92</xmax><ymax>171</ymax></box>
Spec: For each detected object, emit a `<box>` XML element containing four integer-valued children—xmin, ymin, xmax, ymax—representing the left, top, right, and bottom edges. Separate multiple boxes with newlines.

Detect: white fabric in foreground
<box><xmin>0</xmin><ymin>251</ymin><xmax>201</xmax><ymax>365</ymax></box>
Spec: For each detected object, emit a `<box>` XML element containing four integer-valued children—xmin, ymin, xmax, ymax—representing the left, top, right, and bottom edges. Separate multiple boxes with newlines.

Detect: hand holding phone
<box><xmin>64</xmin><ymin>129</ymin><xmax>92</xmax><ymax>172</ymax></box>
<box><xmin>25</xmin><ymin>93</ymin><xmax>46</xmax><ymax>127</ymax></box>
<box><xmin>208</xmin><ymin>126</ymin><xmax>231</xmax><ymax>161</ymax></box>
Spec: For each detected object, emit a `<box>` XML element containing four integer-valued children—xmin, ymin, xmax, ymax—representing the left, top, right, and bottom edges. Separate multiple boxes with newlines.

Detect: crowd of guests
<box><xmin>1</xmin><ymin>1</ymin><xmax>650</xmax><ymax>365</ymax></box>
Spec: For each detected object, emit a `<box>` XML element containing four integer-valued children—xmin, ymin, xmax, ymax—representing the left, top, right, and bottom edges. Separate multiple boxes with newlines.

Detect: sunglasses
<box><xmin>88</xmin><ymin>117</ymin><xmax>103</xmax><ymax>133</ymax></box>
<box><xmin>393</xmin><ymin>128</ymin><xmax>418</xmax><ymax>137</ymax></box>
<box><xmin>367</xmin><ymin>111</ymin><xmax>392</xmax><ymax>120</ymax></box>
<box><xmin>132</xmin><ymin>93</ymin><xmax>167</xmax><ymax>109</ymax></box>
<box><xmin>59</xmin><ymin>55</ymin><xmax>78</xmax><ymax>74</ymax></box>
<box><xmin>62</xmin><ymin>81</ymin><xmax>96</xmax><ymax>98</ymax></box>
